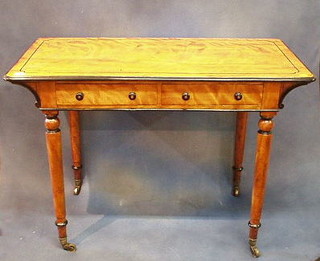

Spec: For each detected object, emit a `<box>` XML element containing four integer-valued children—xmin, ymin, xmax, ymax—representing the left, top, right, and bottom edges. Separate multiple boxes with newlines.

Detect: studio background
<box><xmin>0</xmin><ymin>1</ymin><xmax>319</xmax><ymax>261</ymax></box>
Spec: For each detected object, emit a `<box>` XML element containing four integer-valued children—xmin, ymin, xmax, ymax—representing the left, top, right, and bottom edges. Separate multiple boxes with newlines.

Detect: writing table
<box><xmin>3</xmin><ymin>38</ymin><xmax>315</xmax><ymax>257</ymax></box>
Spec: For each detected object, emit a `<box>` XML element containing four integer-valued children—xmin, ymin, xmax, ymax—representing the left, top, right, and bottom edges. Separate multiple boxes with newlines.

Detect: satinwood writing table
<box><xmin>3</xmin><ymin>38</ymin><xmax>315</xmax><ymax>257</ymax></box>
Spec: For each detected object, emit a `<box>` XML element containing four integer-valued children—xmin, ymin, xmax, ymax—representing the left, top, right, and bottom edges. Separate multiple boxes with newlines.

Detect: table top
<box><xmin>4</xmin><ymin>38</ymin><xmax>314</xmax><ymax>82</ymax></box>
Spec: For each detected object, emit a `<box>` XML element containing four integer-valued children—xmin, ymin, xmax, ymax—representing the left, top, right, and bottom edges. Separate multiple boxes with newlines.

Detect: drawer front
<box><xmin>56</xmin><ymin>83</ymin><xmax>158</xmax><ymax>106</ymax></box>
<box><xmin>161</xmin><ymin>83</ymin><xmax>263</xmax><ymax>106</ymax></box>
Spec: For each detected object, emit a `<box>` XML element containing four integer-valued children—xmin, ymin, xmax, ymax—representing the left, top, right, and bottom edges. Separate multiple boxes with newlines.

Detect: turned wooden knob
<box><xmin>75</xmin><ymin>92</ymin><xmax>84</xmax><ymax>101</ymax></box>
<box><xmin>234</xmin><ymin>92</ymin><xmax>243</xmax><ymax>101</ymax></box>
<box><xmin>128</xmin><ymin>92</ymin><xmax>136</xmax><ymax>100</ymax></box>
<box><xmin>182</xmin><ymin>92</ymin><xmax>190</xmax><ymax>101</ymax></box>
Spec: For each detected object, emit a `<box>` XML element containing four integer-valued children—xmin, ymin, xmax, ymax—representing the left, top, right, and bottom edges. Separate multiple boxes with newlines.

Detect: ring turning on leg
<box><xmin>248</xmin><ymin>221</ymin><xmax>261</xmax><ymax>229</ymax></box>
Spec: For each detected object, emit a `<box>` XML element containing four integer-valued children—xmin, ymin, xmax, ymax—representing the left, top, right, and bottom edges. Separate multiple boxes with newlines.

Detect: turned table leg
<box><xmin>248</xmin><ymin>112</ymin><xmax>276</xmax><ymax>257</ymax></box>
<box><xmin>232</xmin><ymin>112</ymin><xmax>248</xmax><ymax>197</ymax></box>
<box><xmin>69</xmin><ymin>111</ymin><xmax>82</xmax><ymax>195</ymax></box>
<box><xmin>44</xmin><ymin>111</ymin><xmax>76</xmax><ymax>251</ymax></box>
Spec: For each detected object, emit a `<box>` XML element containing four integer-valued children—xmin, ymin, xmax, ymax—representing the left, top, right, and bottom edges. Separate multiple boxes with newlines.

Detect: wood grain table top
<box><xmin>4</xmin><ymin>38</ymin><xmax>315</xmax><ymax>82</ymax></box>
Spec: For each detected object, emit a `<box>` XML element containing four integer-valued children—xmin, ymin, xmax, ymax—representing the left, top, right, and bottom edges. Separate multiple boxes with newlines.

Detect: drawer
<box><xmin>161</xmin><ymin>83</ymin><xmax>263</xmax><ymax>106</ymax></box>
<box><xmin>56</xmin><ymin>83</ymin><xmax>158</xmax><ymax>106</ymax></box>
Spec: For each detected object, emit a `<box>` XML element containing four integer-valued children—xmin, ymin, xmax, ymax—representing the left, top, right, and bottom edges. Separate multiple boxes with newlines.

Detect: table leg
<box><xmin>69</xmin><ymin>111</ymin><xmax>82</xmax><ymax>195</ymax></box>
<box><xmin>44</xmin><ymin>111</ymin><xmax>76</xmax><ymax>251</ymax></box>
<box><xmin>248</xmin><ymin>112</ymin><xmax>276</xmax><ymax>257</ymax></box>
<box><xmin>232</xmin><ymin>112</ymin><xmax>248</xmax><ymax>197</ymax></box>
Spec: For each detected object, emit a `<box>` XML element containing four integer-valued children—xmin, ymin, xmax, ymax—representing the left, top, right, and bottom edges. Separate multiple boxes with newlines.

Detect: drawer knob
<box><xmin>234</xmin><ymin>92</ymin><xmax>243</xmax><ymax>101</ymax></box>
<box><xmin>128</xmin><ymin>92</ymin><xmax>136</xmax><ymax>100</ymax></box>
<box><xmin>182</xmin><ymin>92</ymin><xmax>190</xmax><ymax>101</ymax></box>
<box><xmin>75</xmin><ymin>92</ymin><xmax>84</xmax><ymax>101</ymax></box>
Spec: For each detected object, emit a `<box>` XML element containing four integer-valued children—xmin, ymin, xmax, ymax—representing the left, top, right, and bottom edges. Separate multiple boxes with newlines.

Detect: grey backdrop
<box><xmin>0</xmin><ymin>1</ymin><xmax>319</xmax><ymax>261</ymax></box>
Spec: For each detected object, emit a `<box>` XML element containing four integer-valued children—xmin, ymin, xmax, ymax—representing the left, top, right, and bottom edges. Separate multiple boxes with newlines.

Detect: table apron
<box><xmin>27</xmin><ymin>81</ymin><xmax>291</xmax><ymax>111</ymax></box>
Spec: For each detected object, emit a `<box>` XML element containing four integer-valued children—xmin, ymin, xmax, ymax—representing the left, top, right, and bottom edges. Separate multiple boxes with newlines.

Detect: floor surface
<box><xmin>1</xmin><ymin>208</ymin><xmax>320</xmax><ymax>261</ymax></box>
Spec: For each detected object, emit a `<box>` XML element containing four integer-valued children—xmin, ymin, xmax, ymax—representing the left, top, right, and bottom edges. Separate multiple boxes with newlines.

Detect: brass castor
<box><xmin>73</xmin><ymin>179</ymin><xmax>82</xmax><ymax>195</ymax></box>
<box><xmin>249</xmin><ymin>239</ymin><xmax>261</xmax><ymax>258</ymax></box>
<box><xmin>232</xmin><ymin>185</ymin><xmax>240</xmax><ymax>197</ymax></box>
<box><xmin>59</xmin><ymin>237</ymin><xmax>77</xmax><ymax>252</ymax></box>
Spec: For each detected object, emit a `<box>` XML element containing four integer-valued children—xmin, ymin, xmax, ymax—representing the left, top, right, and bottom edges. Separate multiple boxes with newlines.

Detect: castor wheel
<box><xmin>73</xmin><ymin>179</ymin><xmax>82</xmax><ymax>195</ymax></box>
<box><xmin>63</xmin><ymin>242</ymin><xmax>77</xmax><ymax>252</ymax></box>
<box><xmin>232</xmin><ymin>186</ymin><xmax>240</xmax><ymax>197</ymax></box>
<box><xmin>59</xmin><ymin>237</ymin><xmax>77</xmax><ymax>252</ymax></box>
<box><xmin>73</xmin><ymin>186</ymin><xmax>81</xmax><ymax>195</ymax></box>
<box><xmin>250</xmin><ymin>245</ymin><xmax>261</xmax><ymax>258</ymax></box>
<box><xmin>249</xmin><ymin>239</ymin><xmax>261</xmax><ymax>258</ymax></box>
